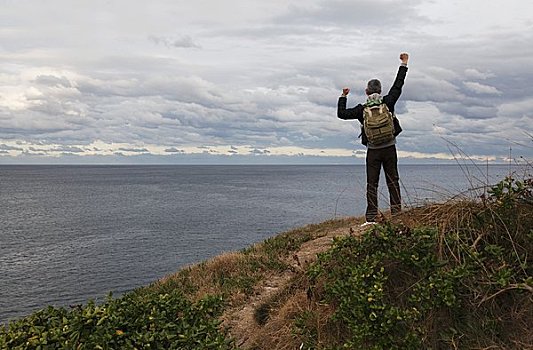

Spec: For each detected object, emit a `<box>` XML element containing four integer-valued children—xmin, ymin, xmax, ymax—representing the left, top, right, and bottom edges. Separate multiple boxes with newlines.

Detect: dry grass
<box><xmin>142</xmin><ymin>186</ymin><xmax>531</xmax><ymax>349</ymax></box>
<box><xmin>255</xmin><ymin>197</ymin><xmax>531</xmax><ymax>349</ymax></box>
<box><xmin>245</xmin><ymin>278</ymin><xmax>340</xmax><ymax>350</ymax></box>
<box><xmin>394</xmin><ymin>200</ymin><xmax>483</xmax><ymax>233</ymax></box>
<box><xmin>147</xmin><ymin>217</ymin><xmax>358</xmax><ymax>304</ymax></box>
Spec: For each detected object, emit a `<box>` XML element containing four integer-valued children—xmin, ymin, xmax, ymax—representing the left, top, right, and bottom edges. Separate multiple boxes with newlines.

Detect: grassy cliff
<box><xmin>1</xmin><ymin>176</ymin><xmax>531</xmax><ymax>349</ymax></box>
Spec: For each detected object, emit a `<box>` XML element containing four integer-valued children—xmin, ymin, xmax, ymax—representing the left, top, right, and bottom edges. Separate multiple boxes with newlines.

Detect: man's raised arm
<box><xmin>385</xmin><ymin>53</ymin><xmax>409</xmax><ymax>106</ymax></box>
<box><xmin>337</xmin><ymin>88</ymin><xmax>364</xmax><ymax>121</ymax></box>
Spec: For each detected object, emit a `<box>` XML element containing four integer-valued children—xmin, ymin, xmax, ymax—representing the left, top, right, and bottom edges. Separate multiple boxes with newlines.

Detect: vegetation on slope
<box><xmin>0</xmin><ymin>218</ymin><xmax>354</xmax><ymax>349</ymax></box>
<box><xmin>0</xmin><ymin>289</ymin><xmax>232</xmax><ymax>349</ymax></box>
<box><xmin>148</xmin><ymin>218</ymin><xmax>354</xmax><ymax>303</ymax></box>
<box><xmin>1</xmin><ymin>176</ymin><xmax>531</xmax><ymax>349</ymax></box>
<box><xmin>299</xmin><ymin>176</ymin><xmax>532</xmax><ymax>349</ymax></box>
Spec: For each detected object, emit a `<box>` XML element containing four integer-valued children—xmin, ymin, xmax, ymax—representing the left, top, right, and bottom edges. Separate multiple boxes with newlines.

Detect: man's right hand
<box><xmin>400</xmin><ymin>52</ymin><xmax>409</xmax><ymax>64</ymax></box>
<box><xmin>342</xmin><ymin>87</ymin><xmax>350</xmax><ymax>96</ymax></box>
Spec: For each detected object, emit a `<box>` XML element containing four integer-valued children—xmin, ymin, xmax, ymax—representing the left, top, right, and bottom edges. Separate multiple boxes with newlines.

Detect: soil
<box><xmin>221</xmin><ymin>223</ymin><xmax>366</xmax><ymax>349</ymax></box>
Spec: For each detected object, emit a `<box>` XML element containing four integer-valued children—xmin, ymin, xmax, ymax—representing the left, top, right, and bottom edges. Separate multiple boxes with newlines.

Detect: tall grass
<box><xmin>297</xmin><ymin>175</ymin><xmax>532</xmax><ymax>349</ymax></box>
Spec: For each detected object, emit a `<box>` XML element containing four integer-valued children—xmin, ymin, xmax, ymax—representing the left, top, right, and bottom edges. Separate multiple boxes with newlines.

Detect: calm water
<box><xmin>0</xmin><ymin>164</ymin><xmax>514</xmax><ymax>323</ymax></box>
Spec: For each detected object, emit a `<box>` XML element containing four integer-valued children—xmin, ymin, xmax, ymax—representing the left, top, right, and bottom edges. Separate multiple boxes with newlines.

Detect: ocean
<box><xmin>0</xmin><ymin>164</ymin><xmax>516</xmax><ymax>323</ymax></box>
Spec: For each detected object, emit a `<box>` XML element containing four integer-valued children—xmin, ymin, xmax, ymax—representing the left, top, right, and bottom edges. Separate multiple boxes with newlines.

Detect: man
<box><xmin>337</xmin><ymin>53</ymin><xmax>409</xmax><ymax>226</ymax></box>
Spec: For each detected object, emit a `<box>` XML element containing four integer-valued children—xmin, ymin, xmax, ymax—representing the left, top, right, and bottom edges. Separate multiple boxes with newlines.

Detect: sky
<box><xmin>0</xmin><ymin>0</ymin><xmax>532</xmax><ymax>164</ymax></box>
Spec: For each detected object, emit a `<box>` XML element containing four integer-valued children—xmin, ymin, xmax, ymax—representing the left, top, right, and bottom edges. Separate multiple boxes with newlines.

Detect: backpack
<box><xmin>363</xmin><ymin>99</ymin><xmax>395</xmax><ymax>145</ymax></box>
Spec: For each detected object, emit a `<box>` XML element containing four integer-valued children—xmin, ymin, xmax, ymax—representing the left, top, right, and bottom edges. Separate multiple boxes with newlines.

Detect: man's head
<box><xmin>366</xmin><ymin>79</ymin><xmax>382</xmax><ymax>95</ymax></box>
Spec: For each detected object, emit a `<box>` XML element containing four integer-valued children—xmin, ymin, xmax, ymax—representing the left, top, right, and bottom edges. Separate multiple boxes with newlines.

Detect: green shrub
<box><xmin>304</xmin><ymin>225</ymin><xmax>458</xmax><ymax>349</ymax></box>
<box><xmin>299</xmin><ymin>176</ymin><xmax>532</xmax><ymax>349</ymax></box>
<box><xmin>0</xmin><ymin>290</ymin><xmax>234</xmax><ymax>349</ymax></box>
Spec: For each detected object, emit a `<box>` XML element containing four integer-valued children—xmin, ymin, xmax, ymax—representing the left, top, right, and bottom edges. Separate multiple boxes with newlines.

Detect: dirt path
<box><xmin>222</xmin><ymin>224</ymin><xmax>365</xmax><ymax>348</ymax></box>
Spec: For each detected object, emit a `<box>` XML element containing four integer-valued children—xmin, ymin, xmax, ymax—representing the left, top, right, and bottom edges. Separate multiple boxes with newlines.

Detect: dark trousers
<box><xmin>365</xmin><ymin>145</ymin><xmax>401</xmax><ymax>221</ymax></box>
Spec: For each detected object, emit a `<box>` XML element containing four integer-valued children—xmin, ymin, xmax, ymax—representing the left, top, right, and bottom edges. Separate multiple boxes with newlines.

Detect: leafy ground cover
<box><xmin>0</xmin><ymin>289</ymin><xmax>232</xmax><ymax>349</ymax></box>
<box><xmin>298</xmin><ymin>176</ymin><xmax>532</xmax><ymax>349</ymax></box>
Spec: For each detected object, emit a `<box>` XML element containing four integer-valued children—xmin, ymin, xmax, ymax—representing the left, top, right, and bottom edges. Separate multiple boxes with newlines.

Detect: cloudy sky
<box><xmin>1</xmin><ymin>0</ymin><xmax>532</xmax><ymax>164</ymax></box>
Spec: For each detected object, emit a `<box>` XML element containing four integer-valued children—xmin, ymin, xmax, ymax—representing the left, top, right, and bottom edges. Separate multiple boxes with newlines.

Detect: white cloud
<box><xmin>463</xmin><ymin>81</ymin><xmax>502</xmax><ymax>95</ymax></box>
<box><xmin>274</xmin><ymin>0</ymin><xmax>428</xmax><ymax>29</ymax></box>
<box><xmin>464</xmin><ymin>68</ymin><xmax>495</xmax><ymax>80</ymax></box>
<box><xmin>498</xmin><ymin>98</ymin><xmax>533</xmax><ymax>118</ymax></box>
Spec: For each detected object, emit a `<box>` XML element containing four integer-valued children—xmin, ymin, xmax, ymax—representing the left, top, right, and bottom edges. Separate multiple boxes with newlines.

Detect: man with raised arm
<box><xmin>337</xmin><ymin>53</ymin><xmax>409</xmax><ymax>226</ymax></box>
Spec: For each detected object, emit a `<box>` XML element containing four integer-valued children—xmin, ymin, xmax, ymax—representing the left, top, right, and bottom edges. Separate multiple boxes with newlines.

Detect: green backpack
<box><xmin>363</xmin><ymin>98</ymin><xmax>395</xmax><ymax>145</ymax></box>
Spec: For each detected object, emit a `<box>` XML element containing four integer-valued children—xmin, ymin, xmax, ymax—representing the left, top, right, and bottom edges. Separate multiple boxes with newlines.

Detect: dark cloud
<box><xmin>118</xmin><ymin>147</ymin><xmax>149</xmax><ymax>153</ymax></box>
<box><xmin>22</xmin><ymin>150</ymin><xmax>45</xmax><ymax>156</ymax></box>
<box><xmin>402</xmin><ymin>75</ymin><xmax>460</xmax><ymax>103</ymax></box>
<box><xmin>51</xmin><ymin>146</ymin><xmax>85</xmax><ymax>153</ymax></box>
<box><xmin>250</xmin><ymin>148</ymin><xmax>271</xmax><ymax>155</ymax></box>
<box><xmin>164</xmin><ymin>147</ymin><xmax>185</xmax><ymax>153</ymax></box>
<box><xmin>436</xmin><ymin>103</ymin><xmax>498</xmax><ymax>120</ymax></box>
<box><xmin>29</xmin><ymin>147</ymin><xmax>48</xmax><ymax>152</ymax></box>
<box><xmin>148</xmin><ymin>35</ymin><xmax>201</xmax><ymax>49</ymax></box>
<box><xmin>34</xmin><ymin>75</ymin><xmax>72</xmax><ymax>88</ymax></box>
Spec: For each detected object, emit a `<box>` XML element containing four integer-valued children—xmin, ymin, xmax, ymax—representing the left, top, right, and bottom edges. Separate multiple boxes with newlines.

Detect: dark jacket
<box><xmin>337</xmin><ymin>65</ymin><xmax>407</xmax><ymax>146</ymax></box>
